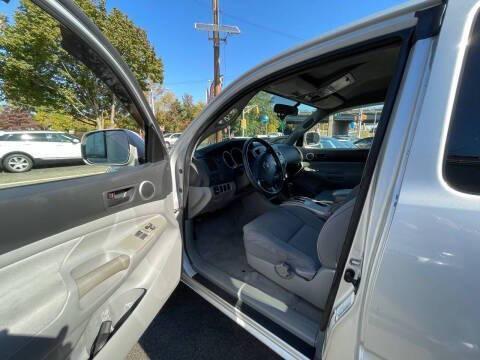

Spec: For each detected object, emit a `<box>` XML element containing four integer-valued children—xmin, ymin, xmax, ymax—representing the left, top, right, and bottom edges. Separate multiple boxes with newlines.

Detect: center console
<box><xmin>281</xmin><ymin>196</ymin><xmax>332</xmax><ymax>219</ymax></box>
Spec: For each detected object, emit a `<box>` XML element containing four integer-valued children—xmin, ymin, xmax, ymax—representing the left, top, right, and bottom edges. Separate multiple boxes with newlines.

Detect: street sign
<box><xmin>194</xmin><ymin>23</ymin><xmax>241</xmax><ymax>34</ymax></box>
<box><xmin>259</xmin><ymin>114</ymin><xmax>269</xmax><ymax>125</ymax></box>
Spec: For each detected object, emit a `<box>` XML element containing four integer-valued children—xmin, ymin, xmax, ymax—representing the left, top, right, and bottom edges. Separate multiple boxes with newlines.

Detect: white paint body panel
<box><xmin>324</xmin><ymin>1</ymin><xmax>480</xmax><ymax>360</ymax></box>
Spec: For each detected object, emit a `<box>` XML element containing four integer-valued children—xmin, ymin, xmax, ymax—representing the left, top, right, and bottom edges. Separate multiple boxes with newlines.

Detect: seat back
<box><xmin>316</xmin><ymin>198</ymin><xmax>356</xmax><ymax>269</ymax></box>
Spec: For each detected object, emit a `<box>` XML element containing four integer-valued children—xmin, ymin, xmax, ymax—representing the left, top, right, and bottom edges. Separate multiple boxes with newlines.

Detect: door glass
<box><xmin>0</xmin><ymin>1</ymin><xmax>146</xmax><ymax>188</ymax></box>
<box><xmin>444</xmin><ymin>14</ymin><xmax>480</xmax><ymax>194</ymax></box>
<box><xmin>303</xmin><ymin>104</ymin><xmax>383</xmax><ymax>150</ymax></box>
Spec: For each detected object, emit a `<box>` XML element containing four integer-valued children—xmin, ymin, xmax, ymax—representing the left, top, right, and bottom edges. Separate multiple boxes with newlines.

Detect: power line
<box><xmin>219</xmin><ymin>9</ymin><xmax>303</xmax><ymax>41</ymax></box>
<box><xmin>164</xmin><ymin>79</ymin><xmax>211</xmax><ymax>86</ymax></box>
<box><xmin>191</xmin><ymin>0</ymin><xmax>302</xmax><ymax>41</ymax></box>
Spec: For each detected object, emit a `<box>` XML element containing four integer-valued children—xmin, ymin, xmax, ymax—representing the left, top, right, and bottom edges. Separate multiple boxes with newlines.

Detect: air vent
<box><xmin>213</xmin><ymin>183</ymin><xmax>232</xmax><ymax>196</ymax></box>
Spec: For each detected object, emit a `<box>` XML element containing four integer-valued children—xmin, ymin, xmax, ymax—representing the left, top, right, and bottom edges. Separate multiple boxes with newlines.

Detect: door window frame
<box><xmin>30</xmin><ymin>0</ymin><xmax>167</xmax><ymax>162</ymax></box>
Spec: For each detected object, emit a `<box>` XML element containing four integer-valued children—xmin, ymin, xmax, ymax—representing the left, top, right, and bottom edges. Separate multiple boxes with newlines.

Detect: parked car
<box><xmin>354</xmin><ymin>136</ymin><xmax>374</xmax><ymax>149</ymax></box>
<box><xmin>163</xmin><ymin>132</ymin><xmax>181</xmax><ymax>148</ymax></box>
<box><xmin>0</xmin><ymin>131</ymin><xmax>82</xmax><ymax>172</ymax></box>
<box><xmin>4</xmin><ymin>2</ymin><xmax>480</xmax><ymax>360</ymax></box>
<box><xmin>258</xmin><ymin>132</ymin><xmax>283</xmax><ymax>139</ymax></box>
<box><xmin>305</xmin><ymin>133</ymin><xmax>356</xmax><ymax>149</ymax></box>
<box><xmin>332</xmin><ymin>134</ymin><xmax>357</xmax><ymax>142</ymax></box>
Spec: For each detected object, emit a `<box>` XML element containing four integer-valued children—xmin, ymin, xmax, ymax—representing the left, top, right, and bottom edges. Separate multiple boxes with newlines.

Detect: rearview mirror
<box><xmin>81</xmin><ymin>129</ymin><xmax>145</xmax><ymax>166</ymax></box>
<box><xmin>273</xmin><ymin>104</ymin><xmax>298</xmax><ymax>119</ymax></box>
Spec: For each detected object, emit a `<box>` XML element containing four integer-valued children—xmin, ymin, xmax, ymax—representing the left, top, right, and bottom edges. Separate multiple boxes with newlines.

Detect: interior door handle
<box><xmin>104</xmin><ymin>186</ymin><xmax>135</xmax><ymax>207</ymax></box>
<box><xmin>75</xmin><ymin>255</ymin><xmax>130</xmax><ymax>298</ymax></box>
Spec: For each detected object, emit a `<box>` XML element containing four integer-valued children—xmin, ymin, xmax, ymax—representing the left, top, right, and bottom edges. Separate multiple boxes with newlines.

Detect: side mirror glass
<box><xmin>82</xmin><ymin>129</ymin><xmax>139</xmax><ymax>165</ymax></box>
<box><xmin>305</xmin><ymin>132</ymin><xmax>320</xmax><ymax>146</ymax></box>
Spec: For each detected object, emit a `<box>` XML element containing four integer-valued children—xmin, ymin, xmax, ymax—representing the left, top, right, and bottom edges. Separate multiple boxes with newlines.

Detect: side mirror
<box><xmin>81</xmin><ymin>129</ymin><xmax>145</xmax><ymax>166</ymax></box>
<box><xmin>305</xmin><ymin>132</ymin><xmax>320</xmax><ymax>146</ymax></box>
<box><xmin>72</xmin><ymin>138</ymin><xmax>80</xmax><ymax>144</ymax></box>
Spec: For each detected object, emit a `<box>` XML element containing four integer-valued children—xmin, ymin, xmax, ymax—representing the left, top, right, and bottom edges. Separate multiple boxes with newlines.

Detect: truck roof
<box><xmin>223</xmin><ymin>0</ymin><xmax>441</xmax><ymax>96</ymax></box>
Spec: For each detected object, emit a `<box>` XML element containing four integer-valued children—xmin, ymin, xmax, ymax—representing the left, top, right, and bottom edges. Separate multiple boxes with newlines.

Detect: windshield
<box><xmin>199</xmin><ymin>91</ymin><xmax>316</xmax><ymax>148</ymax></box>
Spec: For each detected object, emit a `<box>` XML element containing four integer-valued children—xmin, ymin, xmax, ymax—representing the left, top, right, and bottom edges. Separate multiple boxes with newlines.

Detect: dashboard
<box><xmin>188</xmin><ymin>138</ymin><xmax>302</xmax><ymax>218</ymax></box>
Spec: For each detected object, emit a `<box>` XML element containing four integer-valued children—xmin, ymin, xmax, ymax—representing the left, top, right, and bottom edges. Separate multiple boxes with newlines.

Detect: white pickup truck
<box><xmin>4</xmin><ymin>1</ymin><xmax>480</xmax><ymax>360</ymax></box>
<box><xmin>0</xmin><ymin>131</ymin><xmax>82</xmax><ymax>172</ymax></box>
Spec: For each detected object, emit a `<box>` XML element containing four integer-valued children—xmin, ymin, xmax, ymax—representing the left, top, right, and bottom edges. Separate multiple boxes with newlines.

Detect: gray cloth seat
<box><xmin>243</xmin><ymin>198</ymin><xmax>355</xmax><ymax>309</ymax></box>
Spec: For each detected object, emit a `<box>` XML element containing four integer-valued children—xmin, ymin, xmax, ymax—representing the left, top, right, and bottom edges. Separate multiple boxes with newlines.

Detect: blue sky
<box><xmin>2</xmin><ymin>0</ymin><xmax>406</xmax><ymax>102</ymax></box>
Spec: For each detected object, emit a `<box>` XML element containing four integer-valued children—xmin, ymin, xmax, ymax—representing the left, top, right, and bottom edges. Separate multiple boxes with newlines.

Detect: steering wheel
<box><xmin>242</xmin><ymin>137</ymin><xmax>286</xmax><ymax>196</ymax></box>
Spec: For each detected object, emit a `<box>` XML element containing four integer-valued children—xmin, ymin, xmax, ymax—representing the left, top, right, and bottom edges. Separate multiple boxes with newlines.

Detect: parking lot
<box><xmin>0</xmin><ymin>164</ymin><xmax>109</xmax><ymax>189</ymax></box>
<box><xmin>127</xmin><ymin>283</ymin><xmax>279</xmax><ymax>360</ymax></box>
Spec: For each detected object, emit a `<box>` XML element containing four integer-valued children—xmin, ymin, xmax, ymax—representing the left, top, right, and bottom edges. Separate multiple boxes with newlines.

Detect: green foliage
<box><xmin>0</xmin><ymin>0</ymin><xmax>163</xmax><ymax>131</ymax></box>
<box><xmin>230</xmin><ymin>91</ymin><xmax>281</xmax><ymax>137</ymax></box>
<box><xmin>155</xmin><ymin>90</ymin><xmax>205</xmax><ymax>133</ymax></box>
<box><xmin>34</xmin><ymin>109</ymin><xmax>94</xmax><ymax>132</ymax></box>
<box><xmin>103</xmin><ymin>8</ymin><xmax>163</xmax><ymax>88</ymax></box>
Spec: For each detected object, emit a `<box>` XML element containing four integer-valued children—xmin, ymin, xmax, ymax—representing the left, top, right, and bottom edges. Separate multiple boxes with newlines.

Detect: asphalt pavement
<box><xmin>0</xmin><ymin>164</ymin><xmax>108</xmax><ymax>189</ymax></box>
<box><xmin>127</xmin><ymin>283</ymin><xmax>280</xmax><ymax>360</ymax></box>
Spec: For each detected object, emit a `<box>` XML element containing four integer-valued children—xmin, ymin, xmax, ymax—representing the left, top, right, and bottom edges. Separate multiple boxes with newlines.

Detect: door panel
<box><xmin>293</xmin><ymin>148</ymin><xmax>368</xmax><ymax>196</ymax></box>
<box><xmin>0</xmin><ymin>190</ymin><xmax>181</xmax><ymax>359</ymax></box>
<box><xmin>0</xmin><ymin>161</ymin><xmax>171</xmax><ymax>255</ymax></box>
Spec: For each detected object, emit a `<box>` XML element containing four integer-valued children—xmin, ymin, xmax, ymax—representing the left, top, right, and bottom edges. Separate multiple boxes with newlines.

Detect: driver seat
<box><xmin>243</xmin><ymin>197</ymin><xmax>355</xmax><ymax>309</ymax></box>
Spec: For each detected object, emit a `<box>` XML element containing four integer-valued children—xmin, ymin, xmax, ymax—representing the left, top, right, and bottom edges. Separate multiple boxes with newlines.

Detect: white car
<box><xmin>0</xmin><ymin>131</ymin><xmax>82</xmax><ymax>172</ymax></box>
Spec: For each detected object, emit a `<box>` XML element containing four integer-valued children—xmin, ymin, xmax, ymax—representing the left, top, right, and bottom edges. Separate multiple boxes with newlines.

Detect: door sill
<box><xmin>181</xmin><ymin>274</ymin><xmax>313</xmax><ymax>360</ymax></box>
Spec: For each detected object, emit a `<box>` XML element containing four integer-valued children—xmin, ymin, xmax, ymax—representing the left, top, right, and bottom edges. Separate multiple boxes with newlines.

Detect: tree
<box><xmin>34</xmin><ymin>109</ymin><xmax>94</xmax><ymax>132</ymax></box>
<box><xmin>0</xmin><ymin>0</ymin><xmax>163</xmax><ymax>131</ymax></box>
<box><xmin>103</xmin><ymin>8</ymin><xmax>163</xmax><ymax>88</ymax></box>
<box><xmin>155</xmin><ymin>90</ymin><xmax>205</xmax><ymax>133</ymax></box>
<box><xmin>231</xmin><ymin>91</ymin><xmax>281</xmax><ymax>136</ymax></box>
<box><xmin>0</xmin><ymin>14</ymin><xmax>6</xmax><ymax>31</ymax></box>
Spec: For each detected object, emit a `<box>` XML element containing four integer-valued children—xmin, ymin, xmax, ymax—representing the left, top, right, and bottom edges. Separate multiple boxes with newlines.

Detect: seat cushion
<box><xmin>243</xmin><ymin>206</ymin><xmax>324</xmax><ymax>280</ymax></box>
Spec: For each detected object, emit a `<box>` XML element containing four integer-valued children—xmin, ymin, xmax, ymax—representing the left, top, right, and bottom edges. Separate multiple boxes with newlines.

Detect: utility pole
<box><xmin>211</xmin><ymin>0</ymin><xmax>221</xmax><ymax>142</ymax></box>
<box><xmin>357</xmin><ymin>108</ymin><xmax>363</xmax><ymax>138</ymax></box>
<box><xmin>212</xmin><ymin>0</ymin><xmax>221</xmax><ymax>98</ymax></box>
<box><xmin>195</xmin><ymin>2</ymin><xmax>240</xmax><ymax>142</ymax></box>
<box><xmin>196</xmin><ymin>0</ymin><xmax>239</xmax><ymax>96</ymax></box>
